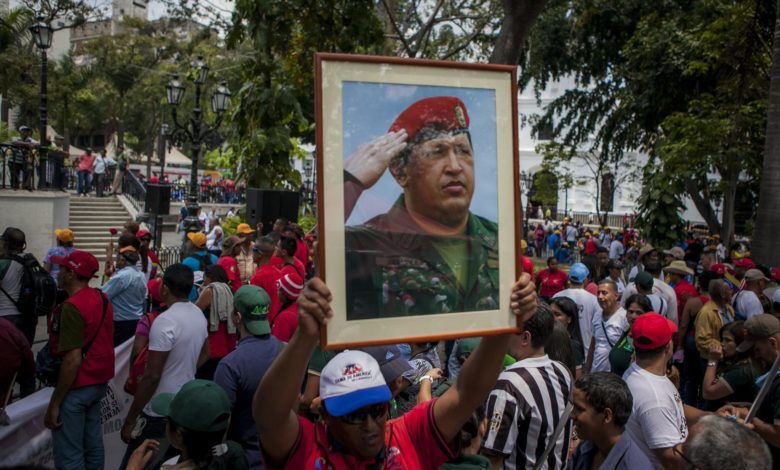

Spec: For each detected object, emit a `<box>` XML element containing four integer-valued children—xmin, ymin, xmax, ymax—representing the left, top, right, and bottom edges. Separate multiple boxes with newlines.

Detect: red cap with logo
<box><xmin>631</xmin><ymin>313</ymin><xmax>678</xmax><ymax>350</ymax></box>
<box><xmin>388</xmin><ymin>96</ymin><xmax>470</xmax><ymax>142</ymax></box>
<box><xmin>50</xmin><ymin>250</ymin><xmax>99</xmax><ymax>278</ymax></box>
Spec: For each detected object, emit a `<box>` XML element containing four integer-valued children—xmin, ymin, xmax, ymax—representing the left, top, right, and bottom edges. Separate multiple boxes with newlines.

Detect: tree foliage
<box><xmin>522</xmin><ymin>0</ymin><xmax>775</xmax><ymax>241</ymax></box>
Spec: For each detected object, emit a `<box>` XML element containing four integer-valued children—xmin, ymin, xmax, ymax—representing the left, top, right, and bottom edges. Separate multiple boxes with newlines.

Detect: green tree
<box><xmin>521</xmin><ymin>0</ymin><xmax>774</xmax><ymax>242</ymax></box>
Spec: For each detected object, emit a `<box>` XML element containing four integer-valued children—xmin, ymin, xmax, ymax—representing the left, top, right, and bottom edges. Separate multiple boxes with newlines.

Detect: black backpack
<box><xmin>192</xmin><ymin>252</ymin><xmax>212</xmax><ymax>271</ymax></box>
<box><xmin>0</xmin><ymin>254</ymin><xmax>58</xmax><ymax>318</ymax></box>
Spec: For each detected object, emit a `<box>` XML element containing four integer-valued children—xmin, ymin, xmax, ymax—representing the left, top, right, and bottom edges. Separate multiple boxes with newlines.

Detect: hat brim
<box><xmin>380</xmin><ymin>357</ymin><xmax>413</xmax><ymax>383</ymax></box>
<box><xmin>736</xmin><ymin>338</ymin><xmax>756</xmax><ymax>353</ymax></box>
<box><xmin>151</xmin><ymin>392</ymin><xmax>175</xmax><ymax>417</ymax></box>
<box><xmin>665</xmin><ymin>267</ymin><xmax>694</xmax><ymax>276</ymax></box>
<box><xmin>49</xmin><ymin>255</ymin><xmax>97</xmax><ymax>278</ymax></box>
<box><xmin>323</xmin><ymin>384</ymin><xmax>392</xmax><ymax>417</ymax></box>
<box><xmin>245</xmin><ymin>318</ymin><xmax>270</xmax><ymax>336</ymax></box>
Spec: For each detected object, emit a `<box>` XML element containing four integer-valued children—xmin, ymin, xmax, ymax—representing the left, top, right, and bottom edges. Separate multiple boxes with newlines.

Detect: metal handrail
<box><xmin>123</xmin><ymin>170</ymin><xmax>146</xmax><ymax>213</ymax></box>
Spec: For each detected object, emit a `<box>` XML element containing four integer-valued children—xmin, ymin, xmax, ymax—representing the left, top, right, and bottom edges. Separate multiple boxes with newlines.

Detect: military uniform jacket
<box><xmin>345</xmin><ymin>195</ymin><xmax>499</xmax><ymax>320</ymax></box>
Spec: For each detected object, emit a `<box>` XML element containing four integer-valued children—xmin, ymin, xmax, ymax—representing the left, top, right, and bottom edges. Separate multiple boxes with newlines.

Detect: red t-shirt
<box><xmin>250</xmin><ymin>263</ymin><xmax>282</xmax><ymax>321</ymax></box>
<box><xmin>584</xmin><ymin>238</ymin><xmax>598</xmax><ymax>256</ymax></box>
<box><xmin>294</xmin><ymin>240</ymin><xmax>308</xmax><ymax>274</ymax></box>
<box><xmin>536</xmin><ymin>268</ymin><xmax>568</xmax><ymax>298</ymax></box>
<box><xmin>275</xmin><ymin>400</ymin><xmax>457</xmax><ymax>470</ymax></box>
<box><xmin>217</xmin><ymin>256</ymin><xmax>242</xmax><ymax>293</ymax></box>
<box><xmin>208</xmin><ymin>321</ymin><xmax>237</xmax><ymax>359</ymax></box>
<box><xmin>674</xmin><ymin>279</ymin><xmax>699</xmax><ymax>322</ymax></box>
<box><xmin>271</xmin><ymin>302</ymin><xmax>299</xmax><ymax>342</ymax></box>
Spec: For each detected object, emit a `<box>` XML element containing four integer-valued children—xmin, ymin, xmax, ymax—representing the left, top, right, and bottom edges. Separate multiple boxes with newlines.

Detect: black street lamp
<box><xmin>302</xmin><ymin>159</ymin><xmax>313</xmax><ymax>204</ymax></box>
<box><xmin>520</xmin><ymin>171</ymin><xmax>532</xmax><ymax>239</ymax></box>
<box><xmin>30</xmin><ymin>15</ymin><xmax>53</xmax><ymax>189</ymax></box>
<box><xmin>165</xmin><ymin>57</ymin><xmax>231</xmax><ymax>243</ymax></box>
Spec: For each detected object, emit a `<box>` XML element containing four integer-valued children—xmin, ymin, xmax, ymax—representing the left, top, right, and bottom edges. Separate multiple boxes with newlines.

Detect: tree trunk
<box><xmin>685</xmin><ymin>179</ymin><xmax>721</xmax><ymax>235</ymax></box>
<box><xmin>754</xmin><ymin>3</ymin><xmax>780</xmax><ymax>266</ymax></box>
<box><xmin>721</xmin><ymin>170</ymin><xmax>738</xmax><ymax>244</ymax></box>
<box><xmin>489</xmin><ymin>0</ymin><xmax>549</xmax><ymax>65</ymax></box>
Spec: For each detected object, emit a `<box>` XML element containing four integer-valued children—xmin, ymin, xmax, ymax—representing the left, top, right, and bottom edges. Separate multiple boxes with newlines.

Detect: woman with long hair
<box><xmin>549</xmin><ymin>296</ymin><xmax>585</xmax><ymax>378</ymax></box>
<box><xmin>608</xmin><ymin>293</ymin><xmax>654</xmax><ymax>377</ymax></box>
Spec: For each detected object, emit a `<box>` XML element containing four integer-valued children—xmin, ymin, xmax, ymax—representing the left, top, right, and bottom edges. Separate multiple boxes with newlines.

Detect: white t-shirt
<box><xmin>609</xmin><ymin>239</ymin><xmax>625</xmax><ymax>260</ymax></box>
<box><xmin>623</xmin><ymin>362</ymin><xmax>688</xmax><ymax>468</ymax></box>
<box><xmin>591</xmin><ymin>307</ymin><xmax>628</xmax><ymax>372</ymax></box>
<box><xmin>734</xmin><ymin>290</ymin><xmax>764</xmax><ymax>320</ymax></box>
<box><xmin>553</xmin><ymin>288</ymin><xmax>601</xmax><ymax>357</ymax></box>
<box><xmin>647</xmin><ymin>294</ymin><xmax>668</xmax><ymax>318</ymax></box>
<box><xmin>0</xmin><ymin>259</ymin><xmax>24</xmax><ymax>317</ymax></box>
<box><xmin>145</xmin><ymin>301</ymin><xmax>208</xmax><ymax>416</ymax></box>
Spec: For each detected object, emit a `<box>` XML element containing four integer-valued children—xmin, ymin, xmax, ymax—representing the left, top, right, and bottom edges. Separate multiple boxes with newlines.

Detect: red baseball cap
<box><xmin>50</xmin><ymin>250</ymin><xmax>99</xmax><ymax>278</ymax></box>
<box><xmin>710</xmin><ymin>263</ymin><xmax>731</xmax><ymax>276</ymax></box>
<box><xmin>136</xmin><ymin>229</ymin><xmax>152</xmax><ymax>240</ymax></box>
<box><xmin>388</xmin><ymin>96</ymin><xmax>470</xmax><ymax>142</ymax></box>
<box><xmin>733</xmin><ymin>258</ymin><xmax>756</xmax><ymax>269</ymax></box>
<box><xmin>632</xmin><ymin>313</ymin><xmax>678</xmax><ymax>350</ymax></box>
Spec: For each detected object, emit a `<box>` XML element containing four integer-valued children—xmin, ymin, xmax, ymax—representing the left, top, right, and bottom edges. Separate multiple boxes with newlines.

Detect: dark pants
<box><xmin>94</xmin><ymin>173</ymin><xmax>105</xmax><ymax>197</ymax></box>
<box><xmin>113</xmin><ymin>319</ymin><xmax>138</xmax><ymax>346</ymax></box>
<box><xmin>195</xmin><ymin>356</ymin><xmax>223</xmax><ymax>381</ymax></box>
<box><xmin>119</xmin><ymin>413</ymin><xmax>178</xmax><ymax>470</ymax></box>
<box><xmin>681</xmin><ymin>335</ymin><xmax>704</xmax><ymax>407</ymax></box>
<box><xmin>5</xmin><ymin>313</ymin><xmax>36</xmax><ymax>396</ymax></box>
<box><xmin>10</xmin><ymin>162</ymin><xmax>24</xmax><ymax>189</ymax></box>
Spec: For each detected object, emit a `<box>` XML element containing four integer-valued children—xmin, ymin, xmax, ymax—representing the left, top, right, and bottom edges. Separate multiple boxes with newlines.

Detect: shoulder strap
<box><xmin>0</xmin><ymin>283</ymin><xmax>20</xmax><ymax>309</ymax></box>
<box><xmin>82</xmin><ymin>292</ymin><xmax>109</xmax><ymax>358</ymax></box>
<box><xmin>532</xmin><ymin>401</ymin><xmax>573</xmax><ymax>470</ymax></box>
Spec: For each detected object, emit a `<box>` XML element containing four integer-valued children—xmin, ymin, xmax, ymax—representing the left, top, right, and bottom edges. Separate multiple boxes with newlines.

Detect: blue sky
<box><xmin>343</xmin><ymin>81</ymin><xmax>499</xmax><ymax>225</ymax></box>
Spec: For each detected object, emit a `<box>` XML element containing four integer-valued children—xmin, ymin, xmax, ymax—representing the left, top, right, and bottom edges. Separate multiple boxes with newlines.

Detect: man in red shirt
<box><xmin>253</xmin><ymin>273</ymin><xmax>538</xmax><ymax>469</ymax></box>
<box><xmin>44</xmin><ymin>251</ymin><xmax>115</xmax><ymax>469</ymax></box>
<box><xmin>665</xmin><ymin>260</ymin><xmax>697</xmax><ymax>324</ymax></box>
<box><xmin>217</xmin><ymin>236</ymin><xmax>243</xmax><ymax>293</ymax></box>
<box><xmin>276</xmin><ymin>235</ymin><xmax>305</xmax><ymax>279</ymax></box>
<box><xmin>271</xmin><ymin>272</ymin><xmax>303</xmax><ymax>342</ymax></box>
<box><xmin>250</xmin><ymin>236</ymin><xmax>282</xmax><ymax>321</ymax></box>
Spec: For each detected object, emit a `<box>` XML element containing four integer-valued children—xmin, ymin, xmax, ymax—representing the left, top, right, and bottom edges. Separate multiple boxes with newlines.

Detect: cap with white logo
<box><xmin>320</xmin><ymin>350</ymin><xmax>392</xmax><ymax>417</ymax></box>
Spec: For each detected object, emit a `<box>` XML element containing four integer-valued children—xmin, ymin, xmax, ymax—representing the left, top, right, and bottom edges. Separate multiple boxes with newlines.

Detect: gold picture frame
<box><xmin>315</xmin><ymin>53</ymin><xmax>522</xmax><ymax>349</ymax></box>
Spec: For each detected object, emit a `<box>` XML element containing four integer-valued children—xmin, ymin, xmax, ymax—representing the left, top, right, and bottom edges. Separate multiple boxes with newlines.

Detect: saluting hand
<box><xmin>343</xmin><ymin>130</ymin><xmax>407</xmax><ymax>189</ymax></box>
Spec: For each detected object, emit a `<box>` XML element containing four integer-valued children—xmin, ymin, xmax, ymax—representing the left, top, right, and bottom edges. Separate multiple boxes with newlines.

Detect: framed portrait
<box><xmin>315</xmin><ymin>53</ymin><xmax>521</xmax><ymax>349</ymax></box>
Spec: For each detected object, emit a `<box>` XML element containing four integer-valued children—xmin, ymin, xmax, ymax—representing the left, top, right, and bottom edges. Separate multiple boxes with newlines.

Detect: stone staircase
<box><xmin>69</xmin><ymin>194</ymin><xmax>132</xmax><ymax>264</ymax></box>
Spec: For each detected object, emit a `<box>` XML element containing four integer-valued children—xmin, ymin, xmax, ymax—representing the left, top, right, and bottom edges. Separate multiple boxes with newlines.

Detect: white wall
<box><xmin>0</xmin><ymin>191</ymin><xmax>69</xmax><ymax>261</ymax></box>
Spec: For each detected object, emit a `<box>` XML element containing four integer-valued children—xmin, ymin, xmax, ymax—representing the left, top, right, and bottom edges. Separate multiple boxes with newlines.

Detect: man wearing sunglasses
<box><xmin>254</xmin><ymin>273</ymin><xmax>538</xmax><ymax>468</ymax></box>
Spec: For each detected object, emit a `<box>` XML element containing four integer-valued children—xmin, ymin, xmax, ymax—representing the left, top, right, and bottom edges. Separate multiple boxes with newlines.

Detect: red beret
<box><xmin>388</xmin><ymin>96</ymin><xmax>470</xmax><ymax>142</ymax></box>
<box><xmin>733</xmin><ymin>258</ymin><xmax>756</xmax><ymax>269</ymax></box>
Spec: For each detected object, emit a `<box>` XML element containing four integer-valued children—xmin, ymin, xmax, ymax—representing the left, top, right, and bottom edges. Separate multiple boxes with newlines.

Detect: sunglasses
<box><xmin>339</xmin><ymin>402</ymin><xmax>389</xmax><ymax>425</ymax></box>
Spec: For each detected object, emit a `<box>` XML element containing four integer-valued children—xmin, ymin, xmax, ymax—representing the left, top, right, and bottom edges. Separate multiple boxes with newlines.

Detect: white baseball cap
<box><xmin>320</xmin><ymin>350</ymin><xmax>392</xmax><ymax>417</ymax></box>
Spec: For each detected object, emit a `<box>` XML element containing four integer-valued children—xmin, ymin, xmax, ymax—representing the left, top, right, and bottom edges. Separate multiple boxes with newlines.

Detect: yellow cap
<box><xmin>54</xmin><ymin>228</ymin><xmax>74</xmax><ymax>243</ymax></box>
<box><xmin>187</xmin><ymin>232</ymin><xmax>207</xmax><ymax>248</ymax></box>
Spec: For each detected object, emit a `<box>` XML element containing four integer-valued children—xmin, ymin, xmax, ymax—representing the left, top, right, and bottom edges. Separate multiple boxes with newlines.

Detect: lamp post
<box><xmin>29</xmin><ymin>15</ymin><xmax>52</xmax><ymax>189</ymax></box>
<box><xmin>165</xmin><ymin>57</ymin><xmax>231</xmax><ymax>244</ymax></box>
<box><xmin>302</xmin><ymin>159</ymin><xmax>313</xmax><ymax>205</ymax></box>
<box><xmin>520</xmin><ymin>171</ymin><xmax>533</xmax><ymax>239</ymax></box>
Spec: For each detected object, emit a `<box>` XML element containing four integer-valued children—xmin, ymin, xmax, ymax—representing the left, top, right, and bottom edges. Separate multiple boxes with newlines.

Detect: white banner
<box><xmin>0</xmin><ymin>339</ymin><xmax>134</xmax><ymax>469</ymax></box>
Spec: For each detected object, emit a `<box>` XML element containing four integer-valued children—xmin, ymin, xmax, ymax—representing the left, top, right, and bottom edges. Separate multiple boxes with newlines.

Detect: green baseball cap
<box><xmin>234</xmin><ymin>285</ymin><xmax>271</xmax><ymax>336</ymax></box>
<box><xmin>151</xmin><ymin>379</ymin><xmax>230</xmax><ymax>432</ymax></box>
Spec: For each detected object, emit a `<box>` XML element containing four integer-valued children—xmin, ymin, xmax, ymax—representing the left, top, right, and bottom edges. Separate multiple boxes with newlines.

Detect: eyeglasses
<box><xmin>339</xmin><ymin>402</ymin><xmax>389</xmax><ymax>425</ymax></box>
<box><xmin>673</xmin><ymin>446</ymin><xmax>699</xmax><ymax>469</ymax></box>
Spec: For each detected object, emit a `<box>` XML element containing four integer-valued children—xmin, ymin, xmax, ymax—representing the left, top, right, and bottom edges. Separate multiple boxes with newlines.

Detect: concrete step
<box><xmin>70</xmin><ymin>209</ymin><xmax>128</xmax><ymax>217</ymax></box>
<box><xmin>70</xmin><ymin>197</ymin><xmax>124</xmax><ymax>205</ymax></box>
<box><xmin>70</xmin><ymin>216</ymin><xmax>131</xmax><ymax>223</ymax></box>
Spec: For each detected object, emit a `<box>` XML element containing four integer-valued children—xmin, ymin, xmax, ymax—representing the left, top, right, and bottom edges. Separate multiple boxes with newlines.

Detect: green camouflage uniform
<box><xmin>345</xmin><ymin>196</ymin><xmax>499</xmax><ymax>320</ymax></box>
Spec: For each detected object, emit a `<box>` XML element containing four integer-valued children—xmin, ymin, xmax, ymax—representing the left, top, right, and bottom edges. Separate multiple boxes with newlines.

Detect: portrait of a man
<box><xmin>343</xmin><ymin>92</ymin><xmax>500</xmax><ymax>320</ymax></box>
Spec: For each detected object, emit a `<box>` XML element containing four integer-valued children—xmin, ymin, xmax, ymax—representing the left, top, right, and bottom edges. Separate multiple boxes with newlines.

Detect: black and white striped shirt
<box><xmin>481</xmin><ymin>355</ymin><xmax>572</xmax><ymax>469</ymax></box>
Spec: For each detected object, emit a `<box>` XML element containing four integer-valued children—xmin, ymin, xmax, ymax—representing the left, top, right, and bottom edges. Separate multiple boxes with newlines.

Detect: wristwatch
<box><xmin>707</xmin><ymin>361</ymin><xmax>718</xmax><ymax>367</ymax></box>
<box><xmin>418</xmin><ymin>376</ymin><xmax>434</xmax><ymax>384</ymax></box>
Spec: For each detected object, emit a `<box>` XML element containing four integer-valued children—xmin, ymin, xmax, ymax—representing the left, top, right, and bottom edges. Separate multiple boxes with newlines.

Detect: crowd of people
<box><xmin>0</xmin><ymin>213</ymin><xmax>778</xmax><ymax>469</ymax></box>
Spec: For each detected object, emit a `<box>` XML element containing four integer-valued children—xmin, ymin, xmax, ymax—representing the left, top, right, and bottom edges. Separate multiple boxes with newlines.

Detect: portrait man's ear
<box><xmin>388</xmin><ymin>159</ymin><xmax>407</xmax><ymax>188</ymax></box>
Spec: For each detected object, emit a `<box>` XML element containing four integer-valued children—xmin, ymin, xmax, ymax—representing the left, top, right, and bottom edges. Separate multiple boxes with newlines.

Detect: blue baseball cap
<box><xmin>568</xmin><ymin>263</ymin><xmax>589</xmax><ymax>284</ymax></box>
